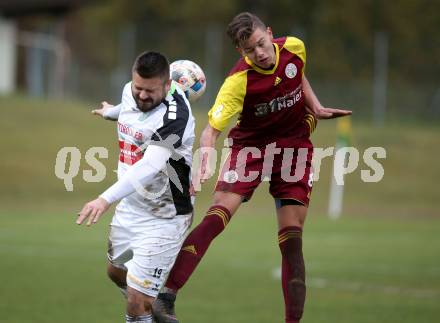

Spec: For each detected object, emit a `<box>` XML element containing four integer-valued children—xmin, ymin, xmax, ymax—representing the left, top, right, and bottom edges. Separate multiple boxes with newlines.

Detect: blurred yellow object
<box><xmin>336</xmin><ymin>116</ymin><xmax>352</xmax><ymax>146</ymax></box>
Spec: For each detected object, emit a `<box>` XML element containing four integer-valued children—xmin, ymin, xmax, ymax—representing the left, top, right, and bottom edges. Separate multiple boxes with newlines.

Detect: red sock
<box><xmin>165</xmin><ymin>205</ymin><xmax>232</xmax><ymax>291</ymax></box>
<box><xmin>278</xmin><ymin>226</ymin><xmax>306</xmax><ymax>323</ymax></box>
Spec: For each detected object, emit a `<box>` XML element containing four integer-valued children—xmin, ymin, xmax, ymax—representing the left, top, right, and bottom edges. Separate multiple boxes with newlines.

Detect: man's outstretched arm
<box><xmin>91</xmin><ymin>101</ymin><xmax>121</xmax><ymax>120</ymax></box>
<box><xmin>76</xmin><ymin>144</ymin><xmax>172</xmax><ymax>226</ymax></box>
<box><xmin>91</xmin><ymin>82</ymin><xmax>133</xmax><ymax>120</ymax></box>
<box><xmin>302</xmin><ymin>76</ymin><xmax>352</xmax><ymax>119</ymax></box>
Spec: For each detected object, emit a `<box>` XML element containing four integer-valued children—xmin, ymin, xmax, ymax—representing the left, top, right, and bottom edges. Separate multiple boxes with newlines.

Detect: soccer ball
<box><xmin>170</xmin><ymin>60</ymin><xmax>206</xmax><ymax>102</ymax></box>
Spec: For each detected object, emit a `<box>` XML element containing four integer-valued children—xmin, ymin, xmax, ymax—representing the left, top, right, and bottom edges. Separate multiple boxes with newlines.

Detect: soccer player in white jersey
<box><xmin>76</xmin><ymin>51</ymin><xmax>196</xmax><ymax>323</ymax></box>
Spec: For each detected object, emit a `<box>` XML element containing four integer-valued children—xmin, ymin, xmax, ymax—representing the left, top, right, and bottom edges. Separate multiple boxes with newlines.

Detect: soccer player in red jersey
<box><xmin>153</xmin><ymin>12</ymin><xmax>351</xmax><ymax>323</ymax></box>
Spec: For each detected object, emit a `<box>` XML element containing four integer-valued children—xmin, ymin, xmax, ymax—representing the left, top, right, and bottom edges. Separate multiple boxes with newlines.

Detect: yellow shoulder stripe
<box><xmin>208</xmin><ymin>70</ymin><xmax>247</xmax><ymax>131</ymax></box>
<box><xmin>283</xmin><ymin>37</ymin><xmax>306</xmax><ymax>71</ymax></box>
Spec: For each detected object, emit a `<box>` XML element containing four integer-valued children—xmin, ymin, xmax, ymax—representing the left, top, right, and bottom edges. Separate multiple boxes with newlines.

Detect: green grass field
<box><xmin>1</xmin><ymin>95</ymin><xmax>439</xmax><ymax>322</ymax></box>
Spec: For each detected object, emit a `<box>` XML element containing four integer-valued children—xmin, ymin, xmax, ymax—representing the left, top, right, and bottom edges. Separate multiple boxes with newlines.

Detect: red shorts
<box><xmin>215</xmin><ymin>139</ymin><xmax>314</xmax><ymax>206</ymax></box>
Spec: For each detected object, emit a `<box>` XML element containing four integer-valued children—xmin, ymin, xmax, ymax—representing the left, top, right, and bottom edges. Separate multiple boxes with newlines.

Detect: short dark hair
<box><xmin>132</xmin><ymin>51</ymin><xmax>170</xmax><ymax>81</ymax></box>
<box><xmin>226</xmin><ymin>12</ymin><xmax>267</xmax><ymax>47</ymax></box>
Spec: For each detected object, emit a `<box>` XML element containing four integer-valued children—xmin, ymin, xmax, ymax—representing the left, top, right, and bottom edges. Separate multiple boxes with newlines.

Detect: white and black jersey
<box><xmin>114</xmin><ymin>81</ymin><xmax>195</xmax><ymax>219</ymax></box>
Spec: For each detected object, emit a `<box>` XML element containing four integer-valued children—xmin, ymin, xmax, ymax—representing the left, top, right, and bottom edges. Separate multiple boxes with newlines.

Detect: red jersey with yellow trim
<box><xmin>208</xmin><ymin>36</ymin><xmax>314</xmax><ymax>147</ymax></box>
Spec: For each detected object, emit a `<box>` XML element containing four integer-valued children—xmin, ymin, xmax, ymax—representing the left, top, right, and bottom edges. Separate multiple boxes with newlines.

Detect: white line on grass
<box><xmin>270</xmin><ymin>266</ymin><xmax>440</xmax><ymax>299</ymax></box>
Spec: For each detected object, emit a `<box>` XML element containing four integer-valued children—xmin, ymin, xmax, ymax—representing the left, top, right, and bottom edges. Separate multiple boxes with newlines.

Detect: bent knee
<box><xmin>276</xmin><ymin>204</ymin><xmax>308</xmax><ymax>229</ymax></box>
<box><xmin>127</xmin><ymin>287</ymin><xmax>154</xmax><ymax>315</ymax></box>
<box><xmin>107</xmin><ymin>263</ymin><xmax>127</xmax><ymax>288</ymax></box>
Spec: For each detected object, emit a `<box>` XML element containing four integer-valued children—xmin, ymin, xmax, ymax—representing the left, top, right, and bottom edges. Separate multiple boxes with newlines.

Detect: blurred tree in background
<box><xmin>12</xmin><ymin>0</ymin><xmax>440</xmax><ymax>120</ymax></box>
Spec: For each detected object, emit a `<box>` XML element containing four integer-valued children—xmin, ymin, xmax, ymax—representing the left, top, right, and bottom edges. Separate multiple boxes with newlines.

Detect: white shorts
<box><xmin>107</xmin><ymin>210</ymin><xmax>192</xmax><ymax>297</ymax></box>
